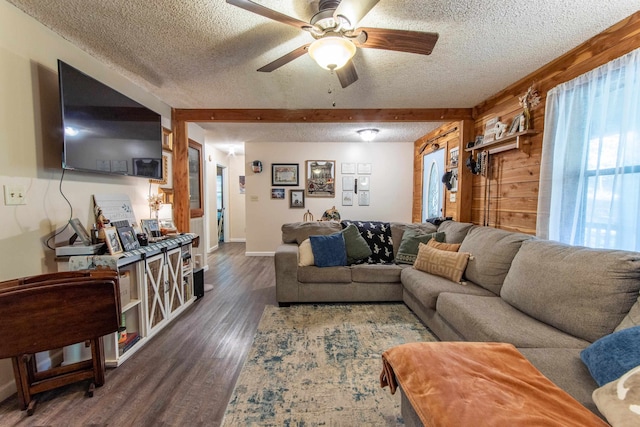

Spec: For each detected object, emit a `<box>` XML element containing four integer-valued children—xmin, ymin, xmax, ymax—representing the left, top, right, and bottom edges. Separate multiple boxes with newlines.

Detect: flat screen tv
<box><xmin>58</xmin><ymin>60</ymin><xmax>163</xmax><ymax>179</ymax></box>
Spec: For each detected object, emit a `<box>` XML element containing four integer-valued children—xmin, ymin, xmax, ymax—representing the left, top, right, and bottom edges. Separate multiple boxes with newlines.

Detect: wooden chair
<box><xmin>0</xmin><ymin>270</ymin><xmax>120</xmax><ymax>415</ymax></box>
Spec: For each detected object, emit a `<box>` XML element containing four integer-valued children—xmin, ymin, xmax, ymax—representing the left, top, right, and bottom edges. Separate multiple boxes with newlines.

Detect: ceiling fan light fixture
<box><xmin>357</xmin><ymin>128</ymin><xmax>379</xmax><ymax>142</ymax></box>
<box><xmin>308</xmin><ymin>36</ymin><xmax>356</xmax><ymax>70</ymax></box>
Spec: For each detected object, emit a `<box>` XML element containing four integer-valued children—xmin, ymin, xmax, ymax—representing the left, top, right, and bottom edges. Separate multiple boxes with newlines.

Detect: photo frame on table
<box><xmin>117</xmin><ymin>225</ymin><xmax>140</xmax><ymax>251</ymax></box>
<box><xmin>306</xmin><ymin>160</ymin><xmax>336</xmax><ymax>198</ymax></box>
<box><xmin>508</xmin><ymin>114</ymin><xmax>523</xmax><ymax>135</ymax></box>
<box><xmin>69</xmin><ymin>218</ymin><xmax>92</xmax><ymax>245</ymax></box>
<box><xmin>290</xmin><ymin>189</ymin><xmax>305</xmax><ymax>208</ymax></box>
<box><xmin>104</xmin><ymin>226</ymin><xmax>123</xmax><ymax>255</ymax></box>
<box><xmin>272</xmin><ymin>163</ymin><xmax>299</xmax><ymax>186</ymax></box>
<box><xmin>141</xmin><ymin>218</ymin><xmax>161</xmax><ymax>238</ymax></box>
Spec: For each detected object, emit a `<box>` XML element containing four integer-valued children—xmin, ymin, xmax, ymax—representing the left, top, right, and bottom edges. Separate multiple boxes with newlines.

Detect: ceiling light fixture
<box><xmin>357</xmin><ymin>128</ymin><xmax>379</xmax><ymax>142</ymax></box>
<box><xmin>308</xmin><ymin>36</ymin><xmax>356</xmax><ymax>70</ymax></box>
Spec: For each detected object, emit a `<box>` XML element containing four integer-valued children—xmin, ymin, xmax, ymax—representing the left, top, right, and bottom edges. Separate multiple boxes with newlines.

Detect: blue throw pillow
<box><xmin>309</xmin><ymin>233</ymin><xmax>347</xmax><ymax>267</ymax></box>
<box><xmin>580</xmin><ymin>325</ymin><xmax>640</xmax><ymax>386</ymax></box>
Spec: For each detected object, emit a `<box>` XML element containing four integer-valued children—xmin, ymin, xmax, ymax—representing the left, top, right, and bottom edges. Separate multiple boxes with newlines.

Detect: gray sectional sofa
<box><xmin>274</xmin><ymin>220</ymin><xmax>640</xmax><ymax>419</ymax></box>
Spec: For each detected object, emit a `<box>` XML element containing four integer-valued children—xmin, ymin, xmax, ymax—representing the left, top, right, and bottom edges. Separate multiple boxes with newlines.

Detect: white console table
<box><xmin>67</xmin><ymin>234</ymin><xmax>196</xmax><ymax>367</ymax></box>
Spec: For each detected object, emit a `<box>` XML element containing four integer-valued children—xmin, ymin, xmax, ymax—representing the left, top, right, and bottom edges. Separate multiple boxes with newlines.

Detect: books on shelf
<box><xmin>118</xmin><ymin>332</ymin><xmax>141</xmax><ymax>354</ymax></box>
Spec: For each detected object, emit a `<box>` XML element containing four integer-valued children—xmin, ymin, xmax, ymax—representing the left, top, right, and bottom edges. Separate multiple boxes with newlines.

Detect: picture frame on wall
<box><xmin>306</xmin><ymin>160</ymin><xmax>336</xmax><ymax>198</ymax></box>
<box><xmin>272</xmin><ymin>163</ymin><xmax>299</xmax><ymax>186</ymax></box>
<box><xmin>342</xmin><ymin>191</ymin><xmax>354</xmax><ymax>206</ymax></box>
<box><xmin>103</xmin><ymin>226</ymin><xmax>123</xmax><ymax>255</ymax></box>
<box><xmin>271</xmin><ymin>188</ymin><xmax>285</xmax><ymax>199</ymax></box>
<box><xmin>357</xmin><ymin>163</ymin><xmax>372</xmax><ymax>174</ymax></box>
<box><xmin>358</xmin><ymin>191</ymin><xmax>370</xmax><ymax>206</ymax></box>
<box><xmin>341</xmin><ymin>162</ymin><xmax>356</xmax><ymax>174</ymax></box>
<box><xmin>162</xmin><ymin>127</ymin><xmax>173</xmax><ymax>152</ymax></box>
<box><xmin>290</xmin><ymin>189</ymin><xmax>305</xmax><ymax>208</ymax></box>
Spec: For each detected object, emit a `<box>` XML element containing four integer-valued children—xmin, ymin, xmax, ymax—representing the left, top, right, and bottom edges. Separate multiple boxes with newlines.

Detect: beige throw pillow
<box><xmin>298</xmin><ymin>238</ymin><xmax>315</xmax><ymax>266</ymax></box>
<box><xmin>593</xmin><ymin>365</ymin><xmax>640</xmax><ymax>427</ymax></box>
<box><xmin>414</xmin><ymin>243</ymin><xmax>470</xmax><ymax>283</ymax></box>
<box><xmin>427</xmin><ymin>238</ymin><xmax>461</xmax><ymax>252</ymax></box>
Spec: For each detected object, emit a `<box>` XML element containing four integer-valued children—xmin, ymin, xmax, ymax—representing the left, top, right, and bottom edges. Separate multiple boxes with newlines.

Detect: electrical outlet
<box><xmin>4</xmin><ymin>185</ymin><xmax>27</xmax><ymax>205</ymax></box>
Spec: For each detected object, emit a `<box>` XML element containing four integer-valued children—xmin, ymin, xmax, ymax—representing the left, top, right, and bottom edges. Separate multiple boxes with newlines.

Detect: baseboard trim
<box><xmin>228</xmin><ymin>238</ymin><xmax>246</xmax><ymax>243</ymax></box>
<box><xmin>0</xmin><ymin>349</ymin><xmax>63</xmax><ymax>402</ymax></box>
<box><xmin>245</xmin><ymin>251</ymin><xmax>274</xmax><ymax>257</ymax></box>
<box><xmin>0</xmin><ymin>379</ymin><xmax>16</xmax><ymax>403</ymax></box>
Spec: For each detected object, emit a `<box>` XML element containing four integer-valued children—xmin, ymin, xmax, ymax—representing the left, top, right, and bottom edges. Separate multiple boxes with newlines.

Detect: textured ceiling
<box><xmin>6</xmin><ymin>0</ymin><xmax>640</xmax><ymax>149</ymax></box>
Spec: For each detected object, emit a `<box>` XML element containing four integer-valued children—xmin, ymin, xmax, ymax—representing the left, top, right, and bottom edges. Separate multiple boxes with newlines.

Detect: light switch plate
<box><xmin>4</xmin><ymin>185</ymin><xmax>26</xmax><ymax>205</ymax></box>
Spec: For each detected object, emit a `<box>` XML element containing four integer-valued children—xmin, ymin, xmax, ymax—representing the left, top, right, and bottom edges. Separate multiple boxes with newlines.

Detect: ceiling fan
<box><xmin>226</xmin><ymin>0</ymin><xmax>439</xmax><ymax>88</ymax></box>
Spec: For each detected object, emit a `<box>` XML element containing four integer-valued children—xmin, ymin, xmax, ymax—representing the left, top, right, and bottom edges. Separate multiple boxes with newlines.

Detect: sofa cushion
<box><xmin>298</xmin><ymin>266</ymin><xmax>351</xmax><ymax>283</ymax></box>
<box><xmin>309</xmin><ymin>233</ymin><xmax>347</xmax><ymax>267</ymax></box>
<box><xmin>395</xmin><ymin>230</ymin><xmax>445</xmax><ymax>265</ymax></box>
<box><xmin>501</xmin><ymin>239</ymin><xmax>640</xmax><ymax>343</ymax></box>
<box><xmin>413</xmin><ymin>243</ymin><xmax>470</xmax><ymax>284</ymax></box>
<box><xmin>459</xmin><ymin>226</ymin><xmax>533</xmax><ymax>295</ymax></box>
<box><xmin>436</xmin><ymin>293</ymin><xmax>591</xmax><ymax>348</ymax></box>
<box><xmin>436</xmin><ymin>220</ymin><xmax>475</xmax><ymax>243</ymax></box>
<box><xmin>351</xmin><ymin>263</ymin><xmax>404</xmax><ymax>283</ymax></box>
<box><xmin>341</xmin><ymin>220</ymin><xmax>394</xmax><ymax>264</ymax></box>
<box><xmin>341</xmin><ymin>224</ymin><xmax>372</xmax><ymax>264</ymax></box>
<box><xmin>282</xmin><ymin>221</ymin><xmax>342</xmax><ymax>244</ymax></box>
<box><xmin>401</xmin><ymin>268</ymin><xmax>494</xmax><ymax>310</ymax></box>
<box><xmin>298</xmin><ymin>238</ymin><xmax>314</xmax><ymax>266</ymax></box>
<box><xmin>390</xmin><ymin>222</ymin><xmax>438</xmax><ymax>257</ymax></box>
<box><xmin>580</xmin><ymin>325</ymin><xmax>640</xmax><ymax>386</ymax></box>
<box><xmin>592</xmin><ymin>365</ymin><xmax>640</xmax><ymax>427</ymax></box>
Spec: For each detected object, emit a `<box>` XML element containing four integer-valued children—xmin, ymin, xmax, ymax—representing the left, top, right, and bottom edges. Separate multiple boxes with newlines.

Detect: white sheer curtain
<box><xmin>537</xmin><ymin>48</ymin><xmax>640</xmax><ymax>251</ymax></box>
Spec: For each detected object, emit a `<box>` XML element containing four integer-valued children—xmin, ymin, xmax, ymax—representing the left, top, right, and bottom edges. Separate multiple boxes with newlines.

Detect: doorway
<box><xmin>216</xmin><ymin>165</ymin><xmax>225</xmax><ymax>242</ymax></box>
<box><xmin>422</xmin><ymin>149</ymin><xmax>445</xmax><ymax>221</ymax></box>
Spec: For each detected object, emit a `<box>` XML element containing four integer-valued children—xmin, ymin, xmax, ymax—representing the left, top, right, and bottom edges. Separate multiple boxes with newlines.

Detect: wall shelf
<box><xmin>465</xmin><ymin>129</ymin><xmax>539</xmax><ymax>156</ymax></box>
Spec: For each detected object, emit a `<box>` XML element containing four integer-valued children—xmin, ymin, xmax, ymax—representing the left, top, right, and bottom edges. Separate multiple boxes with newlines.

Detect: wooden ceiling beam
<box><xmin>173</xmin><ymin>108</ymin><xmax>473</xmax><ymax>123</ymax></box>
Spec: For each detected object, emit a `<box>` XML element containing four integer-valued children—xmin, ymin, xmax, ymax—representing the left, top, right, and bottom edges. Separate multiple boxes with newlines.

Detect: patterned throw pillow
<box><xmin>427</xmin><ymin>238</ymin><xmax>461</xmax><ymax>252</ymax></box>
<box><xmin>342</xmin><ymin>220</ymin><xmax>394</xmax><ymax>264</ymax></box>
<box><xmin>396</xmin><ymin>230</ymin><xmax>445</xmax><ymax>264</ymax></box>
<box><xmin>414</xmin><ymin>242</ymin><xmax>470</xmax><ymax>283</ymax></box>
<box><xmin>592</xmin><ymin>365</ymin><xmax>640</xmax><ymax>427</ymax></box>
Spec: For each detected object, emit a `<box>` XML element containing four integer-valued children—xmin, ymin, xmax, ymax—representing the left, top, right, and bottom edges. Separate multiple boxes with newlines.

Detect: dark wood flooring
<box><xmin>0</xmin><ymin>242</ymin><xmax>276</xmax><ymax>426</ymax></box>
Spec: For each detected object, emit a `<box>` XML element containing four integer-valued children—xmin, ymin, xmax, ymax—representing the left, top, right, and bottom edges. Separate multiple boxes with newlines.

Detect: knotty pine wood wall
<box><xmin>415</xmin><ymin>12</ymin><xmax>640</xmax><ymax>234</ymax></box>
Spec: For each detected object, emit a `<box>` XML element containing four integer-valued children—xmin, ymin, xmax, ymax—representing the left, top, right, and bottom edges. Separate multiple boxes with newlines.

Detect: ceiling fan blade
<box><xmin>355</xmin><ymin>27</ymin><xmax>439</xmax><ymax>55</ymax></box>
<box><xmin>336</xmin><ymin>60</ymin><xmax>358</xmax><ymax>88</ymax></box>
<box><xmin>334</xmin><ymin>0</ymin><xmax>380</xmax><ymax>29</ymax></box>
<box><xmin>226</xmin><ymin>0</ymin><xmax>312</xmax><ymax>31</ymax></box>
<box><xmin>257</xmin><ymin>44</ymin><xmax>310</xmax><ymax>72</ymax></box>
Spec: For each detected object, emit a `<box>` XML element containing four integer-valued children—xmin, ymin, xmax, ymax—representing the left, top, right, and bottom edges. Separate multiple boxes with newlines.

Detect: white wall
<box><xmin>245</xmin><ymin>142</ymin><xmax>414</xmax><ymax>255</ymax></box>
<box><xmin>0</xmin><ymin>1</ymin><xmax>173</xmax><ymax>400</ymax></box>
<box><xmin>228</xmin><ymin>154</ymin><xmax>247</xmax><ymax>242</ymax></box>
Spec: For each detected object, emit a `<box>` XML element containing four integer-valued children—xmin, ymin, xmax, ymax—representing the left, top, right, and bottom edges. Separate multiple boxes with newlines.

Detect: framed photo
<box><xmin>357</xmin><ymin>176</ymin><xmax>370</xmax><ymax>191</ymax></box>
<box><xmin>290</xmin><ymin>189</ymin><xmax>305</xmax><ymax>208</ymax></box>
<box><xmin>342</xmin><ymin>191</ymin><xmax>354</xmax><ymax>206</ymax></box>
<box><xmin>162</xmin><ymin>127</ymin><xmax>173</xmax><ymax>152</ymax></box>
<box><xmin>69</xmin><ymin>218</ymin><xmax>92</xmax><ymax>245</ymax></box>
<box><xmin>117</xmin><ymin>226</ymin><xmax>139</xmax><ymax>251</ymax></box>
<box><xmin>141</xmin><ymin>218</ymin><xmax>161</xmax><ymax>238</ymax></box>
<box><xmin>483</xmin><ymin>117</ymin><xmax>499</xmax><ymax>144</ymax></box>
<box><xmin>341</xmin><ymin>162</ymin><xmax>356</xmax><ymax>174</ymax></box>
<box><xmin>271</xmin><ymin>188</ymin><xmax>285</xmax><ymax>199</ymax></box>
<box><xmin>306</xmin><ymin>160</ymin><xmax>335</xmax><ymax>198</ymax></box>
<box><xmin>508</xmin><ymin>114</ymin><xmax>523</xmax><ymax>135</ymax></box>
<box><xmin>104</xmin><ymin>226</ymin><xmax>123</xmax><ymax>255</ymax></box>
<box><xmin>272</xmin><ymin>163</ymin><xmax>299</xmax><ymax>186</ymax></box>
<box><xmin>342</xmin><ymin>176</ymin><xmax>355</xmax><ymax>191</ymax></box>
<box><xmin>358</xmin><ymin>191</ymin><xmax>370</xmax><ymax>206</ymax></box>
<box><xmin>357</xmin><ymin>163</ymin><xmax>372</xmax><ymax>174</ymax></box>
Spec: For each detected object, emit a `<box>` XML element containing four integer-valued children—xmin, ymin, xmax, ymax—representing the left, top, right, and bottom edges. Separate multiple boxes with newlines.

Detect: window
<box><xmin>538</xmin><ymin>48</ymin><xmax>640</xmax><ymax>251</ymax></box>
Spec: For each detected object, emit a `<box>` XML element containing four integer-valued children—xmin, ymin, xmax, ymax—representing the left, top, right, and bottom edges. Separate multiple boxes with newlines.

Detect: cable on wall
<box><xmin>44</xmin><ymin>169</ymin><xmax>74</xmax><ymax>250</ymax></box>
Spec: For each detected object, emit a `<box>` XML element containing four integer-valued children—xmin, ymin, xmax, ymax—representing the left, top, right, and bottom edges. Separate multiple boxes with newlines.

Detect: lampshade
<box><xmin>357</xmin><ymin>129</ymin><xmax>379</xmax><ymax>142</ymax></box>
<box><xmin>308</xmin><ymin>37</ymin><xmax>356</xmax><ymax>70</ymax></box>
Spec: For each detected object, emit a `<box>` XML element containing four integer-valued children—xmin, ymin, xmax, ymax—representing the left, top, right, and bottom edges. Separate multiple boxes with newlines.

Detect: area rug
<box><xmin>222</xmin><ymin>303</ymin><xmax>437</xmax><ymax>426</ymax></box>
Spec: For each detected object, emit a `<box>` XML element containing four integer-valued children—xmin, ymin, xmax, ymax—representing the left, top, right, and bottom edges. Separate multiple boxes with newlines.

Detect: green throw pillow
<box><xmin>341</xmin><ymin>224</ymin><xmax>373</xmax><ymax>264</ymax></box>
<box><xmin>396</xmin><ymin>230</ymin><xmax>445</xmax><ymax>264</ymax></box>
